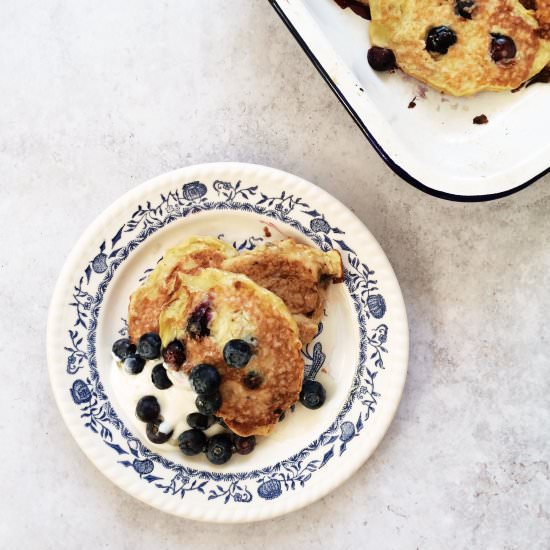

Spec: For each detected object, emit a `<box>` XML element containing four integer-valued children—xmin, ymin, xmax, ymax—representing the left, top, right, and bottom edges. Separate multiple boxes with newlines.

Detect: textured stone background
<box><xmin>1</xmin><ymin>1</ymin><xmax>549</xmax><ymax>548</ymax></box>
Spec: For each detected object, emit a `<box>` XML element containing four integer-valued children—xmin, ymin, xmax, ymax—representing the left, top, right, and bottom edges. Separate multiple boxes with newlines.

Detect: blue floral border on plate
<box><xmin>64</xmin><ymin>179</ymin><xmax>389</xmax><ymax>503</ymax></box>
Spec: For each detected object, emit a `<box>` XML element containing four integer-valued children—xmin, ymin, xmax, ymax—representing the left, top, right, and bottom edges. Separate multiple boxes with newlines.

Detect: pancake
<box><xmin>530</xmin><ymin>0</ymin><xmax>550</xmax><ymax>39</ymax></box>
<box><xmin>369</xmin><ymin>0</ymin><xmax>550</xmax><ymax>95</ymax></box>
<box><xmin>221</xmin><ymin>239</ymin><xmax>344</xmax><ymax>344</ymax></box>
<box><xmin>127</xmin><ymin>237</ymin><xmax>237</xmax><ymax>342</ymax></box>
<box><xmin>159</xmin><ymin>268</ymin><xmax>304</xmax><ymax>437</ymax></box>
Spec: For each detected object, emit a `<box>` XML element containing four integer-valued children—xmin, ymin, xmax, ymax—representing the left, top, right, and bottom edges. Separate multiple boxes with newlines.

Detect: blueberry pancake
<box><xmin>369</xmin><ymin>0</ymin><xmax>550</xmax><ymax>95</ymax></box>
<box><xmin>159</xmin><ymin>268</ymin><xmax>304</xmax><ymax>437</ymax></box>
<box><xmin>529</xmin><ymin>0</ymin><xmax>550</xmax><ymax>39</ymax></box>
<box><xmin>221</xmin><ymin>239</ymin><xmax>344</xmax><ymax>344</ymax></box>
<box><xmin>128</xmin><ymin>237</ymin><xmax>237</xmax><ymax>342</ymax></box>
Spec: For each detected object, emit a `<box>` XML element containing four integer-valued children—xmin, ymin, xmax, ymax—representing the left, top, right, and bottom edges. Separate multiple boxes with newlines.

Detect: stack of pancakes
<box><xmin>346</xmin><ymin>0</ymin><xmax>550</xmax><ymax>95</ymax></box>
<box><xmin>128</xmin><ymin>236</ymin><xmax>343</xmax><ymax>436</ymax></box>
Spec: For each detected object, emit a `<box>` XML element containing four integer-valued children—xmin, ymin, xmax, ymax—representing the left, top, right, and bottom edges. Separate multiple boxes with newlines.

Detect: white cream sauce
<box><xmin>111</xmin><ymin>359</ymin><xmax>222</xmax><ymax>448</ymax></box>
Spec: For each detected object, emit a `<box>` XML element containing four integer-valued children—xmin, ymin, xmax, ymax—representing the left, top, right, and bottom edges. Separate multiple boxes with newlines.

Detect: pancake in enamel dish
<box><xmin>128</xmin><ymin>236</ymin><xmax>237</xmax><ymax>342</ymax></box>
<box><xmin>221</xmin><ymin>239</ymin><xmax>344</xmax><ymax>344</ymax></box>
<box><xmin>530</xmin><ymin>0</ymin><xmax>550</xmax><ymax>39</ymax></box>
<box><xmin>368</xmin><ymin>0</ymin><xmax>550</xmax><ymax>95</ymax></box>
<box><xmin>158</xmin><ymin>268</ymin><xmax>304</xmax><ymax>437</ymax></box>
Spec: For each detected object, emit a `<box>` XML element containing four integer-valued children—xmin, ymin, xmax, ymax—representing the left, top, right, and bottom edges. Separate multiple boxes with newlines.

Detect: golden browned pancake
<box><xmin>531</xmin><ymin>0</ymin><xmax>550</xmax><ymax>39</ymax></box>
<box><xmin>369</xmin><ymin>0</ymin><xmax>550</xmax><ymax>95</ymax></box>
<box><xmin>221</xmin><ymin>239</ymin><xmax>344</xmax><ymax>344</ymax></box>
<box><xmin>127</xmin><ymin>237</ymin><xmax>237</xmax><ymax>342</ymax></box>
<box><xmin>159</xmin><ymin>269</ymin><xmax>304</xmax><ymax>437</ymax></box>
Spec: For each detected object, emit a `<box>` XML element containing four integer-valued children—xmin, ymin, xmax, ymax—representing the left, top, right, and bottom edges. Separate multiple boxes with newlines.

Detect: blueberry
<box><xmin>112</xmin><ymin>338</ymin><xmax>136</xmax><ymax>360</ymax></box>
<box><xmin>189</xmin><ymin>364</ymin><xmax>221</xmax><ymax>395</ymax></box>
<box><xmin>367</xmin><ymin>46</ymin><xmax>397</xmax><ymax>71</ymax></box>
<box><xmin>186</xmin><ymin>412</ymin><xmax>216</xmax><ymax>430</ymax></box>
<box><xmin>425</xmin><ymin>26</ymin><xmax>457</xmax><ymax>54</ymax></box>
<box><xmin>146</xmin><ymin>419</ymin><xmax>173</xmax><ymax>444</ymax></box>
<box><xmin>195</xmin><ymin>392</ymin><xmax>222</xmax><ymax>415</ymax></box>
<box><xmin>243</xmin><ymin>370</ymin><xmax>263</xmax><ymax>390</ymax></box>
<box><xmin>299</xmin><ymin>380</ymin><xmax>326</xmax><ymax>410</ymax></box>
<box><xmin>137</xmin><ymin>333</ymin><xmax>161</xmax><ymax>359</ymax></box>
<box><xmin>206</xmin><ymin>434</ymin><xmax>233</xmax><ymax>465</ymax></box>
<box><xmin>233</xmin><ymin>435</ymin><xmax>256</xmax><ymax>455</ymax></box>
<box><xmin>135</xmin><ymin>395</ymin><xmax>160</xmax><ymax>422</ymax></box>
<box><xmin>123</xmin><ymin>354</ymin><xmax>145</xmax><ymax>375</ymax></box>
<box><xmin>162</xmin><ymin>339</ymin><xmax>186</xmax><ymax>367</ymax></box>
<box><xmin>490</xmin><ymin>34</ymin><xmax>516</xmax><ymax>64</ymax></box>
<box><xmin>178</xmin><ymin>429</ymin><xmax>207</xmax><ymax>456</ymax></box>
<box><xmin>455</xmin><ymin>0</ymin><xmax>475</xmax><ymax>19</ymax></box>
<box><xmin>223</xmin><ymin>339</ymin><xmax>253</xmax><ymax>368</ymax></box>
<box><xmin>186</xmin><ymin>301</ymin><xmax>211</xmax><ymax>339</ymax></box>
<box><xmin>151</xmin><ymin>364</ymin><xmax>173</xmax><ymax>389</ymax></box>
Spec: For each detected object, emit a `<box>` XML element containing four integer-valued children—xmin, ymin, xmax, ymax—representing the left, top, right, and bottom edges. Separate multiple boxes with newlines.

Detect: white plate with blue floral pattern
<box><xmin>47</xmin><ymin>162</ymin><xmax>408</xmax><ymax>522</ymax></box>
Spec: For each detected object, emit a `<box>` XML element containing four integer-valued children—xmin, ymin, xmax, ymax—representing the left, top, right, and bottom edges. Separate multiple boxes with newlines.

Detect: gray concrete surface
<box><xmin>1</xmin><ymin>1</ymin><xmax>549</xmax><ymax>548</ymax></box>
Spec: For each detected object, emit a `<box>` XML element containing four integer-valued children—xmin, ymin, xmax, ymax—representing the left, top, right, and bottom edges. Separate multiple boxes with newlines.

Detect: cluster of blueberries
<box><xmin>112</xmin><ymin>328</ymin><xmax>327</xmax><ymax>465</ymax></box>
